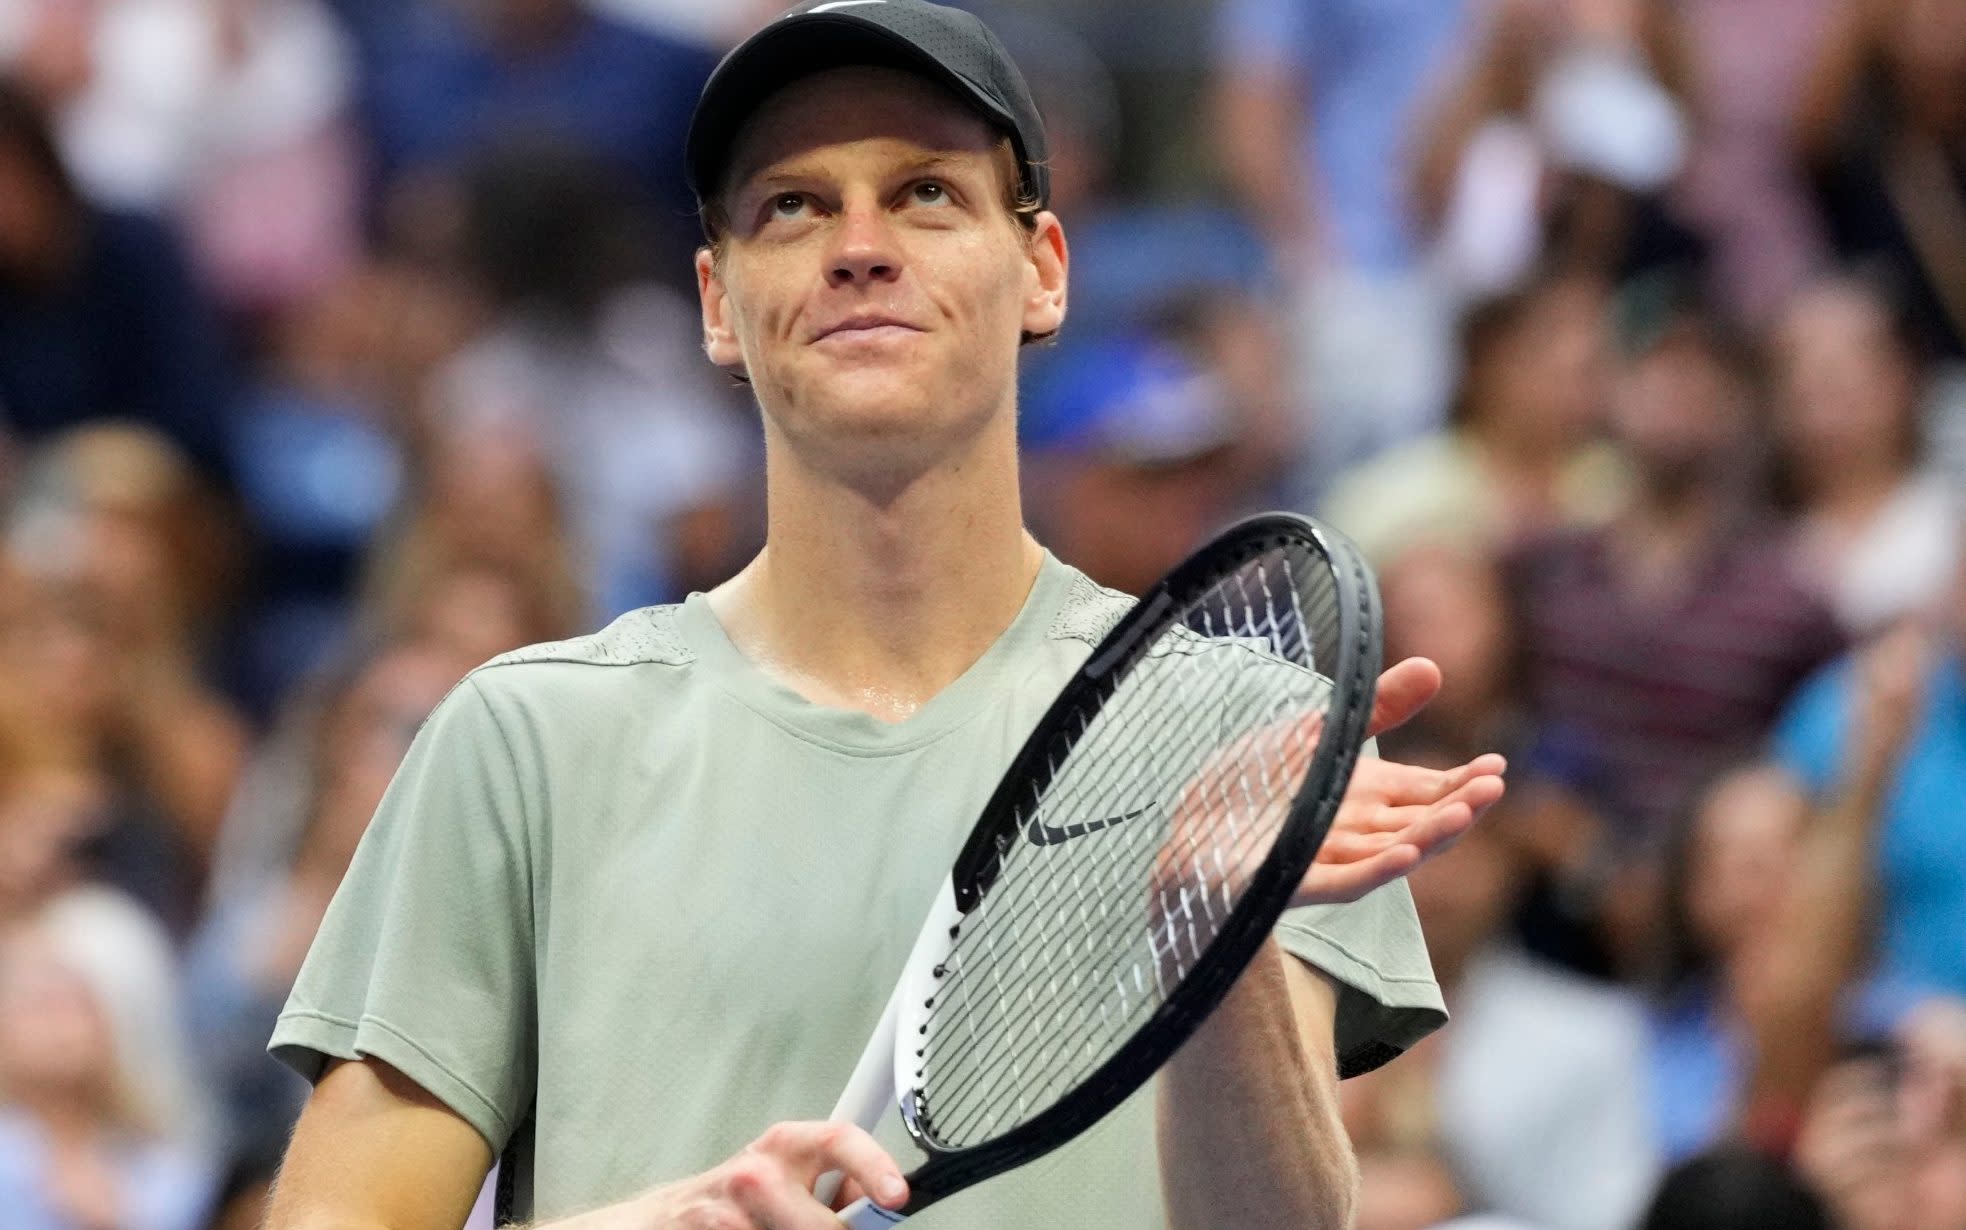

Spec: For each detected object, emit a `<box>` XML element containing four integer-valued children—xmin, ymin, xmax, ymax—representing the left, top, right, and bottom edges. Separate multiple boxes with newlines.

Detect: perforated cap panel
<box><xmin>685</xmin><ymin>0</ymin><xmax>1049</xmax><ymax>216</ymax></box>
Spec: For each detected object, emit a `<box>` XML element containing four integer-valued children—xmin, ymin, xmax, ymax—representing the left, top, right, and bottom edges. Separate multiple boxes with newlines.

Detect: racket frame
<box><xmin>834</xmin><ymin>513</ymin><xmax>1382</xmax><ymax>1223</ymax></box>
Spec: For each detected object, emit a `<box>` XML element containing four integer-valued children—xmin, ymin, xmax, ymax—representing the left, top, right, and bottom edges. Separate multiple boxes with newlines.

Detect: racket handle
<box><xmin>812</xmin><ymin>1171</ymin><xmax>845</xmax><ymax>1208</ymax></box>
<box><xmin>838</xmin><ymin>1197</ymin><xmax>908</xmax><ymax>1227</ymax></box>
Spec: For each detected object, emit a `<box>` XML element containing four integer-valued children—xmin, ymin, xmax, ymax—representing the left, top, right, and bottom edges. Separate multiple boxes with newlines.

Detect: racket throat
<box><xmin>892</xmin><ymin>875</ymin><xmax>963</xmax><ymax>1144</ymax></box>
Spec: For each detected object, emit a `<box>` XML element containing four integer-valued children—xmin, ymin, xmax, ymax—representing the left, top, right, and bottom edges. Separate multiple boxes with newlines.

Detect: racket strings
<box><xmin>918</xmin><ymin>543</ymin><xmax>1345</xmax><ymax>1148</ymax></box>
<box><xmin>935</xmin><ymin>558</ymin><xmax>1321</xmax><ymax>1053</ymax></box>
<box><xmin>924</xmin><ymin>571</ymin><xmax>1327</xmax><ymax>1141</ymax></box>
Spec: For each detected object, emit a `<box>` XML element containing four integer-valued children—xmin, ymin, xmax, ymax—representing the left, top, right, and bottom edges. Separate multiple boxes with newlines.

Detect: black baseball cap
<box><xmin>685</xmin><ymin>0</ymin><xmax>1050</xmax><ymax>220</ymax></box>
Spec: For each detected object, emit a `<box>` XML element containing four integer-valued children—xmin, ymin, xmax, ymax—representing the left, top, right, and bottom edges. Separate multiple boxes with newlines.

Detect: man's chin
<box><xmin>795</xmin><ymin>369</ymin><xmax>943</xmax><ymax>434</ymax></box>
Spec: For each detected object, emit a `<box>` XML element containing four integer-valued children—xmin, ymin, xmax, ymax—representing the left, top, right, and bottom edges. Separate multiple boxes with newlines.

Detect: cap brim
<box><xmin>686</xmin><ymin>14</ymin><xmax>1027</xmax><ymax>208</ymax></box>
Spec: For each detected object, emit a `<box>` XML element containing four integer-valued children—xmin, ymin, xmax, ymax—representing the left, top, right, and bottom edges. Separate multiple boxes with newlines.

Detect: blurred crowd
<box><xmin>0</xmin><ymin>0</ymin><xmax>1961</xmax><ymax>1228</ymax></box>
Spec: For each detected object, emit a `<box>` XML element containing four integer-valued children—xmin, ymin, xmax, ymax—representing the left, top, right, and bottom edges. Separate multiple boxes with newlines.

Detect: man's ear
<box><xmin>696</xmin><ymin>246</ymin><xmax>747</xmax><ymax>372</ymax></box>
<box><xmin>1021</xmin><ymin>211</ymin><xmax>1069</xmax><ymax>339</ymax></box>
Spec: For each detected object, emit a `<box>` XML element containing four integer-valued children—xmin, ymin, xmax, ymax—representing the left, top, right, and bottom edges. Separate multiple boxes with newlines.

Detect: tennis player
<box><xmin>262</xmin><ymin>3</ymin><xmax>1506</xmax><ymax>1228</ymax></box>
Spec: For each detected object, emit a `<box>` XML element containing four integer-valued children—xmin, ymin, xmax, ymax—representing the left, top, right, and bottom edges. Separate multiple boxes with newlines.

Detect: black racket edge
<box><xmin>898</xmin><ymin>511</ymin><xmax>1384</xmax><ymax>1213</ymax></box>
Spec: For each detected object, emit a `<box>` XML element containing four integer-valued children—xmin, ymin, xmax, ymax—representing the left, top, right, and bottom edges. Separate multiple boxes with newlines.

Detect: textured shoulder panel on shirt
<box><xmin>1048</xmin><ymin>572</ymin><xmax>1137</xmax><ymax>646</ymax></box>
<box><xmin>479</xmin><ymin>605</ymin><xmax>695</xmax><ymax>670</ymax></box>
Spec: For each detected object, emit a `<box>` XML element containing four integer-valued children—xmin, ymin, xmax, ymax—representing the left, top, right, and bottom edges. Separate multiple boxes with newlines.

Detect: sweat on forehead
<box><xmin>721</xmin><ymin>66</ymin><xmax>1000</xmax><ymax>199</ymax></box>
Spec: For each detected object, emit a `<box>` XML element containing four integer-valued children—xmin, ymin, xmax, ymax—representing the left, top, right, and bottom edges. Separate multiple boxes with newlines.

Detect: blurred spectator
<box><xmin>362</xmin><ymin>421</ymin><xmax>588</xmax><ymax>642</ymax></box>
<box><xmin>226</xmin><ymin>268</ymin><xmax>409</xmax><ymax>713</ymax></box>
<box><xmin>1508</xmin><ymin>289</ymin><xmax>1842</xmax><ymax>898</ymax></box>
<box><xmin>1637</xmin><ymin>1145</ymin><xmax>1832</xmax><ymax>1230</ymax></box>
<box><xmin>382</xmin><ymin>555</ymin><xmax>572</xmax><ymax>672</ymax></box>
<box><xmin>4</xmin><ymin>428</ymin><xmax>249</xmax><ymax>865</ymax></box>
<box><xmin>1211</xmin><ymin>0</ymin><xmax>1473</xmax><ymax>500</ymax></box>
<box><xmin>2</xmin><ymin>0</ymin><xmax>362</xmax><ymax>318</ymax></box>
<box><xmin>186</xmin><ymin>638</ymin><xmax>470</xmax><ymax>1172</ymax></box>
<box><xmin>209</xmin><ymin>420</ymin><xmax>578</xmax><ymax>914</ymax></box>
<box><xmin>583</xmin><ymin>0</ymin><xmax>773</xmax><ymax>47</ymax></box>
<box><xmin>1022</xmin><ymin>314</ymin><xmax>1272</xmax><ymax>595</ymax></box>
<box><xmin>418</xmin><ymin>143</ymin><xmax>753</xmax><ymax>618</ymax></box>
<box><xmin>1658</xmin><ymin>606</ymin><xmax>1930</xmax><ymax>1171</ymax></box>
<box><xmin>1347</xmin><ymin>791</ymin><xmax>1661</xmax><ymax>1230</ymax></box>
<box><xmin>1794</xmin><ymin>999</ymin><xmax>1966</xmax><ymax>1230</ymax></box>
<box><xmin>1353</xmin><ymin>1146</ymin><xmax>1467</xmax><ymax>1230</ymax></box>
<box><xmin>1373</xmin><ymin>537</ymin><xmax>1619</xmax><ymax>981</ymax></box>
<box><xmin>1414</xmin><ymin>0</ymin><xmax>1702</xmax><ymax>302</ymax></box>
<box><xmin>1672</xmin><ymin>0</ymin><xmax>1838</xmax><ymax>326</ymax></box>
<box><xmin>352</xmin><ymin>0</ymin><xmax>716</xmax><ymax>276</ymax></box>
<box><xmin>1774</xmin><ymin>554</ymin><xmax>1966</xmax><ymax>1004</ymax></box>
<box><xmin>1770</xmin><ymin>274</ymin><xmax>1959</xmax><ymax>637</ymax></box>
<box><xmin>969</xmin><ymin>2</ymin><xmax>1122</xmax><ymax>224</ymax></box>
<box><xmin>1321</xmin><ymin>272</ymin><xmax>1630</xmax><ymax>565</ymax></box>
<box><xmin>0</xmin><ymin>886</ymin><xmax>216</xmax><ymax>1230</ymax></box>
<box><xmin>0</xmin><ymin>753</ymin><xmax>105</xmax><ymax>930</ymax></box>
<box><xmin>1650</xmin><ymin>763</ymin><xmax>1809</xmax><ymax>1161</ymax></box>
<box><xmin>0</xmin><ymin>80</ymin><xmax>233</xmax><ymax>481</ymax></box>
<box><xmin>1377</xmin><ymin>543</ymin><xmax>1526</xmax><ymax>766</ymax></box>
<box><xmin>1796</xmin><ymin>0</ymin><xmax>1966</xmax><ymax>361</ymax></box>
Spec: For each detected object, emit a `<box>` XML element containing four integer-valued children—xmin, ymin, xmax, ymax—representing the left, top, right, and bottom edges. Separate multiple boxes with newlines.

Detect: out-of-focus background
<box><xmin>0</xmin><ymin>0</ymin><xmax>1962</xmax><ymax>1227</ymax></box>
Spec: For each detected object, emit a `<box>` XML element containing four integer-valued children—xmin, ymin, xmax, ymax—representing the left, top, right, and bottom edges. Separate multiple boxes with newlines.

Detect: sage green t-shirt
<box><xmin>271</xmin><ymin>555</ymin><xmax>1445</xmax><ymax>1226</ymax></box>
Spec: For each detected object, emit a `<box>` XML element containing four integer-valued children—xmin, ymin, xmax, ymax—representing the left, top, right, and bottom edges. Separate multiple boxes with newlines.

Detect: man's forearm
<box><xmin>1156</xmin><ymin>940</ymin><xmax>1358</xmax><ymax>1230</ymax></box>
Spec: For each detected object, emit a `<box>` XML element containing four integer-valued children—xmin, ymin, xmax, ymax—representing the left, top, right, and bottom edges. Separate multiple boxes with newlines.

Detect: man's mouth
<box><xmin>814</xmin><ymin>315</ymin><xmax>924</xmax><ymax>343</ymax></box>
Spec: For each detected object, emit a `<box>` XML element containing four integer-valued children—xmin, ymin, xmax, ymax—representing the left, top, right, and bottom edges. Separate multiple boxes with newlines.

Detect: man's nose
<box><xmin>825</xmin><ymin>199</ymin><xmax>901</xmax><ymax>288</ymax></box>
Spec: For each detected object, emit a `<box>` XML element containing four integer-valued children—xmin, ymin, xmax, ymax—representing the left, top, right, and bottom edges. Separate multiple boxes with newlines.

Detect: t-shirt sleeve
<box><xmin>269</xmin><ymin>675</ymin><xmax>538</xmax><ymax>1152</ymax></box>
<box><xmin>1275</xmin><ymin>736</ymin><xmax>1446</xmax><ymax>1077</ymax></box>
<box><xmin>1276</xmin><ymin>881</ymin><xmax>1445</xmax><ymax>1078</ymax></box>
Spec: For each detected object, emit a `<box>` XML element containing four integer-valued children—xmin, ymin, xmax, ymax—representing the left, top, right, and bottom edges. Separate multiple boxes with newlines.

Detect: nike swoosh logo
<box><xmin>1025</xmin><ymin>806</ymin><xmax>1152</xmax><ymax>847</ymax></box>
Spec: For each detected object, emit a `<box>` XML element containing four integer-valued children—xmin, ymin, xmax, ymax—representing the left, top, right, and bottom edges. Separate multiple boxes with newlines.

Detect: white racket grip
<box><xmin>828</xmin><ymin>982</ymin><xmax>903</xmax><ymax>1128</ymax></box>
<box><xmin>813</xmin><ymin>877</ymin><xmax>962</xmax><ymax>1216</ymax></box>
<box><xmin>811</xmin><ymin>987</ymin><xmax>899</xmax><ymax>1210</ymax></box>
<box><xmin>838</xmin><ymin>1197</ymin><xmax>909</xmax><ymax>1227</ymax></box>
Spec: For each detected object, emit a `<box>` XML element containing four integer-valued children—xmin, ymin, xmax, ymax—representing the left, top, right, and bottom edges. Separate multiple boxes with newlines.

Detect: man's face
<box><xmin>697</xmin><ymin>67</ymin><xmax>1067</xmax><ymax>481</ymax></box>
<box><xmin>1609</xmin><ymin>329</ymin><xmax>1744</xmax><ymax>493</ymax></box>
<box><xmin>1772</xmin><ymin>284</ymin><xmax>1915</xmax><ymax>481</ymax></box>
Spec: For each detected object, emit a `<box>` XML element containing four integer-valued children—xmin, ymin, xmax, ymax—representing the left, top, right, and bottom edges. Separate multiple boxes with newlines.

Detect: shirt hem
<box><xmin>269</xmin><ymin>1008</ymin><xmax>514</xmax><ymax>1151</ymax></box>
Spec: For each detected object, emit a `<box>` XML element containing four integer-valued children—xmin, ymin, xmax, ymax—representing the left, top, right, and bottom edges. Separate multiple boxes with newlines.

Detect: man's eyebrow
<box><xmin>734</xmin><ymin>150</ymin><xmax>991</xmax><ymax>197</ymax></box>
<box><xmin>897</xmin><ymin>153</ymin><xmax>988</xmax><ymax>179</ymax></box>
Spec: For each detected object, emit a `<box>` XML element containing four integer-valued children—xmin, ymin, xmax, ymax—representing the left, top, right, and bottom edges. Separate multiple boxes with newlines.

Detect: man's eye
<box><xmin>909</xmin><ymin>181</ymin><xmax>952</xmax><ymax>206</ymax></box>
<box><xmin>771</xmin><ymin>193</ymin><xmax>809</xmax><ymax>218</ymax></box>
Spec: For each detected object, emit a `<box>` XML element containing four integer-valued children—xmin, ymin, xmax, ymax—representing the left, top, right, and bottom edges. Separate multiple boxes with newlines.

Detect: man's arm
<box><xmin>1152</xmin><ymin>659</ymin><xmax>1501</xmax><ymax>1229</ymax></box>
<box><xmin>262</xmin><ymin>1057</ymin><xmax>494</xmax><ymax>1230</ymax></box>
<box><xmin>1156</xmin><ymin>941</ymin><xmax>1356</xmax><ymax>1230</ymax></box>
<box><xmin>263</xmin><ymin>1057</ymin><xmax>910</xmax><ymax>1230</ymax></box>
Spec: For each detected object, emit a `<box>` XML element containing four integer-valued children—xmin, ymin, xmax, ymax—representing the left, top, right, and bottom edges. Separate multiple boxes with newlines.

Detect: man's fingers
<box><xmin>1320</xmin><ymin>829</ymin><xmax>1412</xmax><ymax>862</ymax></box>
<box><xmin>1292</xmin><ymin>843</ymin><xmax>1425</xmax><ymax>907</ymax></box>
<box><xmin>1337</xmin><ymin>774</ymin><xmax>1507</xmax><ymax>839</ymax></box>
<box><xmin>830</xmin><ymin>1176</ymin><xmax>868</xmax><ymax>1213</ymax></box>
<box><xmin>1350</xmin><ymin>753</ymin><xmax>1508</xmax><ymax>807</ymax></box>
<box><xmin>726</xmin><ymin>1167</ymin><xmax>863</xmax><ymax>1230</ymax></box>
<box><xmin>1366</xmin><ymin>657</ymin><xmax>1443</xmax><ymax>738</ymax></box>
<box><xmin>749</xmin><ymin>1122</ymin><xmax>909</xmax><ymax>1209</ymax></box>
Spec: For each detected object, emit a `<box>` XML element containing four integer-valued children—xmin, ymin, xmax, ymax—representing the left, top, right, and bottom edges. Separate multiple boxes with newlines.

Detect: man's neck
<box><xmin>708</xmin><ymin>421</ymin><xmax>1043</xmax><ymax>722</ymax></box>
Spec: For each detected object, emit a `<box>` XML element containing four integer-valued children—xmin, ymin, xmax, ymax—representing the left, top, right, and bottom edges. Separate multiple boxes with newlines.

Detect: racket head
<box><xmin>888</xmin><ymin>512</ymin><xmax>1382</xmax><ymax>1212</ymax></box>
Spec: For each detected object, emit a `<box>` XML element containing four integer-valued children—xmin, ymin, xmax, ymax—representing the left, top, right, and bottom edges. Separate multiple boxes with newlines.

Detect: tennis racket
<box><xmin>817</xmin><ymin>511</ymin><xmax>1383</xmax><ymax>1227</ymax></box>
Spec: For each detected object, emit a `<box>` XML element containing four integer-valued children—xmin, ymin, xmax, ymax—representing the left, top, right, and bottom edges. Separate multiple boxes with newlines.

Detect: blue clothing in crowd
<box><xmin>1773</xmin><ymin>651</ymin><xmax>1966</xmax><ymax>1004</ymax></box>
<box><xmin>1213</xmin><ymin>0</ymin><xmax>1471</xmax><ymax>272</ymax></box>
<box><xmin>0</xmin><ymin>210</ymin><xmax>232</xmax><ymax>479</ymax></box>
<box><xmin>1647</xmin><ymin>983</ymin><xmax>1743</xmax><ymax>1164</ymax></box>
<box><xmin>356</xmin><ymin>4</ymin><xmax>715</xmax><ymax>231</ymax></box>
<box><xmin>0</xmin><ymin>1111</ymin><xmax>213</xmax><ymax>1230</ymax></box>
